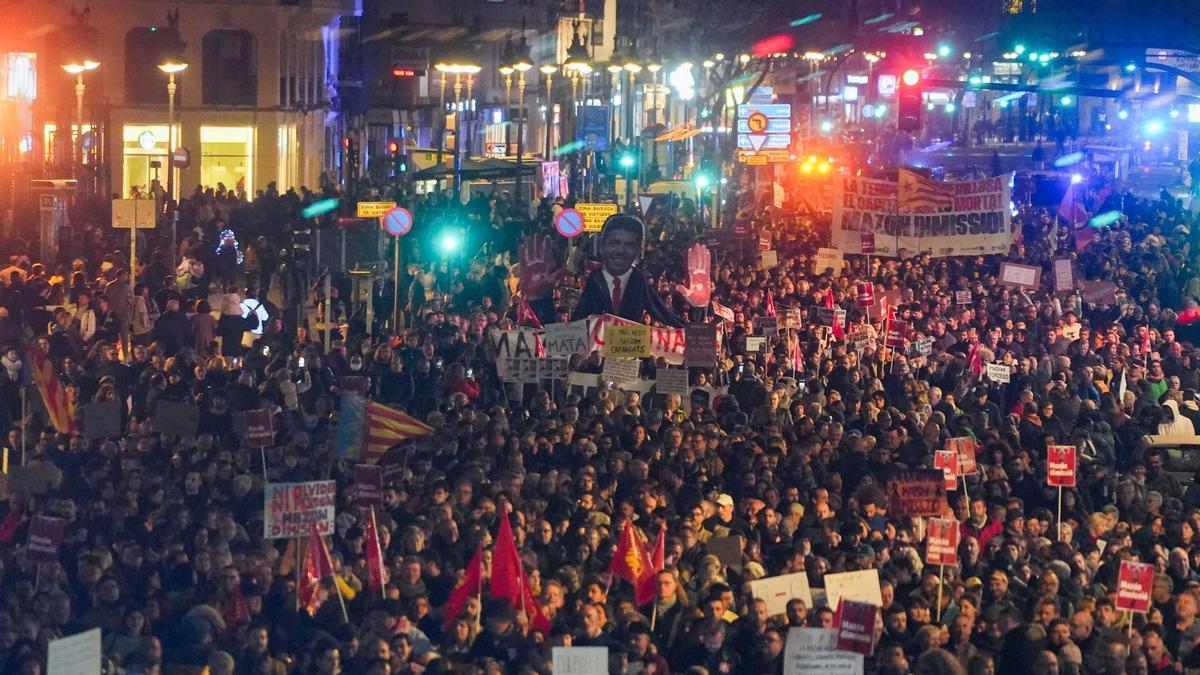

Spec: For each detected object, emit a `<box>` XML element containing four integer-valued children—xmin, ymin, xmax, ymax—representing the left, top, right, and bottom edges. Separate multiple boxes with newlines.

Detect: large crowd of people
<box><xmin>0</xmin><ymin>160</ymin><xmax>1197</xmax><ymax>675</ymax></box>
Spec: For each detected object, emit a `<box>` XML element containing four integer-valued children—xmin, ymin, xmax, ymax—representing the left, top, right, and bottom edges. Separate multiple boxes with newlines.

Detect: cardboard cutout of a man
<box><xmin>571</xmin><ymin>214</ymin><xmax>684</xmax><ymax>327</ymax></box>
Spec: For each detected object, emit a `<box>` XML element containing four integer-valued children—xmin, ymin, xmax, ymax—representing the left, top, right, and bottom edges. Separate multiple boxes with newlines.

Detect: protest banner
<box><xmin>857</xmin><ymin>283</ymin><xmax>875</xmax><ymax>307</ymax></box>
<box><xmin>1081</xmin><ymin>280</ymin><xmax>1118</xmax><ymax>305</ymax></box>
<box><xmin>761</xmin><ymin>250</ymin><xmax>779</xmax><ymax>269</ymax></box>
<box><xmin>354</xmin><ymin>464</ymin><xmax>384</xmax><ymax>507</ymax></box>
<box><xmin>712</xmin><ymin>301</ymin><xmax>735</xmax><ymax>322</ymax></box>
<box><xmin>1116</xmin><ymin>560</ymin><xmax>1154</xmax><ymax>613</ymax></box>
<box><xmin>887</xmin><ymin>469</ymin><xmax>947</xmax><ymax>516</ymax></box>
<box><xmin>913</xmin><ymin>337</ymin><xmax>934</xmax><ymax>356</ymax></box>
<box><xmin>264</xmin><ymin>480</ymin><xmax>337</xmax><ymax>539</ymax></box>
<box><xmin>831</xmin><ymin>174</ymin><xmax>1015</xmax><ymax>257</ymax></box>
<box><xmin>860</xmin><ymin>229</ymin><xmax>876</xmax><ymax>254</ymax></box>
<box><xmin>604</xmin><ymin>325</ymin><xmax>652</xmax><ymax>358</ymax></box>
<box><xmin>934</xmin><ymin>449</ymin><xmax>959</xmax><ymax>490</ymax></box>
<box><xmin>656</xmin><ymin>368</ymin><xmax>690</xmax><ymax>395</ymax></box>
<box><xmin>947</xmin><ymin>437</ymin><xmax>977</xmax><ymax>475</ymax></box>
<box><xmin>925</xmin><ymin>517</ymin><xmax>960</xmax><ymax>566</ymax></box>
<box><xmin>956</xmin><ymin>290</ymin><xmax>972</xmax><ymax>305</ymax></box>
<box><xmin>587</xmin><ymin>314</ymin><xmax>685</xmax><ymax>364</ymax></box>
<box><xmin>684</xmin><ymin>324</ymin><xmax>719</xmax><ymax>368</ymax></box>
<box><xmin>242</xmin><ymin>409</ymin><xmax>274</xmax><ymax>448</ymax></box>
<box><xmin>47</xmin><ymin>628</ymin><xmax>101</xmax><ymax>675</ymax></box>
<box><xmin>823</xmin><ymin>569</ymin><xmax>883</xmax><ymax>611</ymax></box>
<box><xmin>153</xmin><ymin>399</ymin><xmax>199</xmax><ymax>436</ymax></box>
<box><xmin>780</xmin><ymin>308</ymin><xmax>803</xmax><ymax>329</ymax></box>
<box><xmin>543</xmin><ymin>320</ymin><xmax>591</xmax><ymax>357</ymax></box>
<box><xmin>707</xmin><ymin>535</ymin><xmax>744</xmax><ymax>571</ymax></box>
<box><xmin>836</xmin><ymin>600</ymin><xmax>879</xmax><ymax>656</ymax></box>
<box><xmin>25</xmin><ymin>515</ymin><xmax>66</xmax><ymax>563</ymax></box>
<box><xmin>7</xmin><ymin>463</ymin><xmax>62</xmax><ymax>495</ymax></box>
<box><xmin>492</xmin><ymin>328</ymin><xmax>544</xmax><ymax>381</ymax></box>
<box><xmin>885</xmin><ymin>320</ymin><xmax>908</xmax><ymax>347</ymax></box>
<box><xmin>814</xmin><ymin>247</ymin><xmax>844</xmax><ymax>276</ymax></box>
<box><xmin>746</xmin><ymin>336</ymin><xmax>767</xmax><ymax>352</ymax></box>
<box><xmin>1054</xmin><ymin>257</ymin><xmax>1074</xmax><ymax>292</ymax></box>
<box><xmin>757</xmin><ymin>316</ymin><xmax>779</xmax><ymax>337</ymax></box>
<box><xmin>80</xmin><ymin>401</ymin><xmax>121</xmax><ymax>440</ymax></box>
<box><xmin>784</xmin><ymin>628</ymin><xmax>863</xmax><ymax>675</ymax></box>
<box><xmin>601</xmin><ymin>358</ymin><xmax>640</xmax><ymax>387</ymax></box>
<box><xmin>552</xmin><ymin>647</ymin><xmax>608</xmax><ymax>675</ymax></box>
<box><xmin>1047</xmin><ymin>445</ymin><xmax>1077</xmax><ymax>487</ymax></box>
<box><xmin>999</xmin><ymin>262</ymin><xmax>1042</xmax><ymax>289</ymax></box>
<box><xmin>750</xmin><ymin>572</ymin><xmax>814</xmax><ymax>616</ymax></box>
<box><xmin>986</xmin><ymin>363</ymin><xmax>1011</xmax><ymax>383</ymax></box>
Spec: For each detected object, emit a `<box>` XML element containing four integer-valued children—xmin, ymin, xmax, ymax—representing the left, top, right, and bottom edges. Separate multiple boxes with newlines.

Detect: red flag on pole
<box><xmin>825</xmin><ymin>288</ymin><xmax>845</xmax><ymax>341</ymax></box>
<box><xmin>636</xmin><ymin>528</ymin><xmax>665</xmax><ymax>606</ymax></box>
<box><xmin>364</xmin><ymin>509</ymin><xmax>388</xmax><ymax>598</ymax></box>
<box><xmin>299</xmin><ymin>528</ymin><xmax>335</xmax><ymax>616</ymax></box>
<box><xmin>443</xmin><ymin>544</ymin><xmax>483</xmax><ymax>630</ymax></box>
<box><xmin>515</xmin><ymin>295</ymin><xmax>543</xmax><ymax>329</ymax></box>
<box><xmin>610</xmin><ymin>520</ymin><xmax>656</xmax><ymax>605</ymax></box>
<box><xmin>764</xmin><ymin>292</ymin><xmax>777</xmax><ymax>318</ymax></box>
<box><xmin>490</xmin><ymin>508</ymin><xmax>550</xmax><ymax>632</ymax></box>
<box><xmin>967</xmin><ymin>340</ymin><xmax>983</xmax><ymax>379</ymax></box>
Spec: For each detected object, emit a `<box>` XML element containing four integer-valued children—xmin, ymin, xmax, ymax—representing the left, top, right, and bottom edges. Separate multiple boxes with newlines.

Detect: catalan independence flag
<box><xmin>27</xmin><ymin>347</ymin><xmax>76</xmax><ymax>434</ymax></box>
<box><xmin>897</xmin><ymin>168</ymin><xmax>954</xmax><ymax>212</ymax></box>
<box><xmin>361</xmin><ymin>401</ymin><xmax>433</xmax><ymax>464</ymax></box>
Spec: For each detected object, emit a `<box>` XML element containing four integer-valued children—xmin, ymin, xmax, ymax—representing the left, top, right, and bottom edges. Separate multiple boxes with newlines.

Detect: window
<box><xmin>125</xmin><ymin>28</ymin><xmax>175</xmax><ymax>106</ymax></box>
<box><xmin>201</xmin><ymin>126</ymin><xmax>254</xmax><ymax>196</ymax></box>
<box><xmin>203</xmin><ymin>30</ymin><xmax>257</xmax><ymax>106</ymax></box>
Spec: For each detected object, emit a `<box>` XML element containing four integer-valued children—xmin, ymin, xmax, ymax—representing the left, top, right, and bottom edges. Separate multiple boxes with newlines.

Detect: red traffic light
<box><xmin>901</xmin><ymin>69</ymin><xmax>921</xmax><ymax>86</ymax></box>
<box><xmin>387</xmin><ymin>140</ymin><xmax>401</xmax><ymax>154</ymax></box>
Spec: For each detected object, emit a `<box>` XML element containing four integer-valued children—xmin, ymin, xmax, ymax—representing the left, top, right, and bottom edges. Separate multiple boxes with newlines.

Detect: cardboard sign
<box><xmin>746</xmin><ymin>336</ymin><xmax>767</xmax><ymax>352</ymax></box>
<box><xmin>780</xmin><ymin>309</ymin><xmax>803</xmax><ymax>329</ymax></box>
<box><xmin>684</xmin><ymin>324</ymin><xmax>719</xmax><ymax>368</ymax></box>
<box><xmin>656</xmin><ymin>368</ymin><xmax>690</xmax><ymax>395</ymax></box>
<box><xmin>925</xmin><ymin>517</ymin><xmax>960</xmax><ymax>566</ymax></box>
<box><xmin>1053</xmin><ymin>257</ymin><xmax>1074</xmax><ymax>293</ymax></box>
<box><xmin>913</xmin><ymin>337</ymin><xmax>934</xmax><ymax>356</ymax></box>
<box><xmin>264</xmin><ymin>480</ymin><xmax>337</xmax><ymax>539</ymax></box>
<box><xmin>601</xmin><ymin>357</ymin><xmax>641</xmax><ymax>387</ymax></box>
<box><xmin>1047</xmin><ymin>445</ymin><xmax>1077</xmax><ymax>487</ymax></box>
<box><xmin>986</xmin><ymin>362</ymin><xmax>1011</xmax><ymax>383</ymax></box>
<box><xmin>998</xmin><ymin>261</ymin><xmax>1042</xmax><ymax>289</ymax></box>
<box><xmin>604</xmin><ymin>324</ymin><xmax>652</xmax><ymax>358</ymax></box>
<box><xmin>860</xmin><ymin>230</ymin><xmax>876</xmax><ymax>254</ymax></box>
<box><xmin>836</xmin><ymin>600</ymin><xmax>878</xmax><ymax>656</ymax></box>
<box><xmin>814</xmin><ymin>247</ymin><xmax>844</xmax><ymax>277</ymax></box>
<box><xmin>707</xmin><ymin>535</ymin><xmax>744</xmax><ymax>571</ymax></box>
<box><xmin>354</xmin><ymin>464</ymin><xmax>384</xmax><ymax>507</ymax></box>
<box><xmin>80</xmin><ymin>401</ymin><xmax>121</xmax><ymax>440</ymax></box>
<box><xmin>1116</xmin><ymin>560</ymin><xmax>1154</xmax><ymax>613</ymax></box>
<box><xmin>885</xmin><ymin>320</ymin><xmax>908</xmax><ymax>347</ymax></box>
<box><xmin>955</xmin><ymin>290</ymin><xmax>972</xmax><ymax>305</ymax></box>
<box><xmin>1081</xmin><ymin>280</ymin><xmax>1118</xmax><ymax>305</ymax></box>
<box><xmin>47</xmin><ymin>628</ymin><xmax>102</xmax><ymax>675</ymax></box>
<box><xmin>887</xmin><ymin>469</ymin><xmax>947</xmax><ymax>516</ymax></box>
<box><xmin>153</xmin><ymin>400</ymin><xmax>200</xmax><ymax>436</ymax></box>
<box><xmin>543</xmin><ymin>320</ymin><xmax>591</xmax><ymax>357</ymax></box>
<box><xmin>712</xmin><ymin>301</ymin><xmax>735</xmax><ymax>323</ymax></box>
<box><xmin>552</xmin><ymin>646</ymin><xmax>608</xmax><ymax>675</ymax></box>
<box><xmin>757</xmin><ymin>316</ymin><xmax>779</xmax><ymax>336</ymax></box>
<box><xmin>784</xmin><ymin>628</ymin><xmax>863</xmax><ymax>675</ymax></box>
<box><xmin>7</xmin><ymin>463</ymin><xmax>63</xmax><ymax>495</ymax></box>
<box><xmin>750</xmin><ymin>572</ymin><xmax>814</xmax><ymax>616</ymax></box>
<box><xmin>947</xmin><ymin>437</ymin><xmax>977</xmax><ymax>475</ymax></box>
<box><xmin>25</xmin><ymin>515</ymin><xmax>66</xmax><ymax>563</ymax></box>
<box><xmin>823</xmin><ymin>569</ymin><xmax>883</xmax><ymax>610</ymax></box>
<box><xmin>242</xmin><ymin>409</ymin><xmax>274</xmax><ymax>448</ymax></box>
<box><xmin>341</xmin><ymin>376</ymin><xmax>369</xmax><ymax>395</ymax></box>
<box><xmin>857</xmin><ymin>283</ymin><xmax>875</xmax><ymax>307</ymax></box>
<box><xmin>761</xmin><ymin>250</ymin><xmax>779</xmax><ymax>269</ymax></box>
<box><xmin>934</xmin><ymin>450</ymin><xmax>959</xmax><ymax>490</ymax></box>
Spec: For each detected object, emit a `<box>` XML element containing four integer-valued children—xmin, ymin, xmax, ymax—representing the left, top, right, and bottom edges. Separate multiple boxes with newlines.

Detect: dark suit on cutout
<box><xmin>571</xmin><ymin>267</ymin><xmax>684</xmax><ymax>327</ymax></box>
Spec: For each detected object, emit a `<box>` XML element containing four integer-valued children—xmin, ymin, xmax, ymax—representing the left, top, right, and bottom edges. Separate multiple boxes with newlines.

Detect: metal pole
<box><xmin>545</xmin><ymin>71</ymin><xmax>553</xmax><ymax>160</ymax></box>
<box><xmin>167</xmin><ymin>73</ymin><xmax>177</xmax><ymax>205</ymax></box>
<box><xmin>75</xmin><ymin>73</ymin><xmax>85</xmax><ymax>174</ymax></box>
<box><xmin>324</xmin><ymin>270</ymin><xmax>332</xmax><ymax>353</ymax></box>
<box><xmin>170</xmin><ymin>210</ymin><xmax>178</xmax><ymax>272</ymax></box>
<box><xmin>515</xmin><ymin>73</ymin><xmax>526</xmax><ymax>212</ymax></box>
<box><xmin>453</xmin><ymin>74</ymin><xmax>463</xmax><ymax>197</ymax></box>
<box><xmin>392</xmin><ymin>238</ymin><xmax>400</xmax><ymax>330</ymax></box>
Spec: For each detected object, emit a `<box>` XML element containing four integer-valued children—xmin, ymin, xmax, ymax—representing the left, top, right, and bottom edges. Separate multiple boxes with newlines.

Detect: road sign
<box><xmin>382</xmin><ymin>207</ymin><xmax>413</xmax><ymax>237</ymax></box>
<box><xmin>554</xmin><ymin>208</ymin><xmax>585</xmax><ymax>238</ymax></box>
<box><xmin>735</xmin><ymin>102</ymin><xmax>791</xmax><ymax>164</ymax></box>
<box><xmin>576</xmin><ymin>202</ymin><xmax>619</xmax><ymax>233</ymax></box>
<box><xmin>112</xmin><ymin>199</ymin><xmax>156</xmax><ymax>229</ymax></box>
<box><xmin>171</xmin><ymin>147</ymin><xmax>191</xmax><ymax>169</ymax></box>
<box><xmin>357</xmin><ymin>201</ymin><xmax>397</xmax><ymax>218</ymax></box>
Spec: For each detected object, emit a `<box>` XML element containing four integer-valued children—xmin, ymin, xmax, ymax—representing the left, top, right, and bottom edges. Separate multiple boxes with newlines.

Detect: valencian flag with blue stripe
<box><xmin>27</xmin><ymin>347</ymin><xmax>75</xmax><ymax>434</ymax></box>
<box><xmin>335</xmin><ymin>393</ymin><xmax>433</xmax><ymax>463</ymax></box>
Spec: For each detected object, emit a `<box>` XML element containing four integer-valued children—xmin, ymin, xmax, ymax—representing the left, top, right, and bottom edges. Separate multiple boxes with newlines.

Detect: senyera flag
<box><xmin>361</xmin><ymin>401</ymin><xmax>434</xmax><ymax>464</ymax></box>
<box><xmin>27</xmin><ymin>347</ymin><xmax>76</xmax><ymax>434</ymax></box>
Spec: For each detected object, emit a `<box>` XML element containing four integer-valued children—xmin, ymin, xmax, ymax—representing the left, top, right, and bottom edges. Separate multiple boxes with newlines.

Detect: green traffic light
<box><xmin>619</xmin><ymin>153</ymin><xmax>636</xmax><ymax>170</ymax></box>
<box><xmin>695</xmin><ymin>174</ymin><xmax>712</xmax><ymax>190</ymax></box>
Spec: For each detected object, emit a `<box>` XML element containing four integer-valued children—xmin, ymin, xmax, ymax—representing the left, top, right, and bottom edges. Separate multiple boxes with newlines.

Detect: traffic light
<box><xmin>388</xmin><ymin>139</ymin><xmax>408</xmax><ymax>174</ymax></box>
<box><xmin>618</xmin><ymin>149</ymin><xmax>637</xmax><ymax>175</ymax></box>
<box><xmin>897</xmin><ymin>69</ymin><xmax>923</xmax><ymax>132</ymax></box>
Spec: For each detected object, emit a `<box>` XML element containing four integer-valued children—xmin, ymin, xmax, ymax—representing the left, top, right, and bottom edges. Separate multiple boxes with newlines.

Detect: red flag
<box><xmin>793</xmin><ymin>338</ymin><xmax>804</xmax><ymax>373</ymax></box>
<box><xmin>361</xmin><ymin>401</ymin><xmax>434</xmax><ymax>464</ymax></box>
<box><xmin>825</xmin><ymin>288</ymin><xmax>845</xmax><ymax>341</ymax></box>
<box><xmin>636</xmin><ymin>528</ymin><xmax>665</xmax><ymax>606</ymax></box>
<box><xmin>443</xmin><ymin>544</ymin><xmax>483</xmax><ymax>630</ymax></box>
<box><xmin>610</xmin><ymin>520</ymin><xmax>656</xmax><ymax>605</ymax></box>
<box><xmin>765</xmin><ymin>292</ymin><xmax>777</xmax><ymax>318</ymax></box>
<box><xmin>364</xmin><ymin>509</ymin><xmax>388</xmax><ymax>598</ymax></box>
<box><xmin>299</xmin><ymin>529</ymin><xmax>335</xmax><ymax>616</ymax></box>
<box><xmin>967</xmin><ymin>340</ymin><xmax>983</xmax><ymax>379</ymax></box>
<box><xmin>28</xmin><ymin>347</ymin><xmax>75</xmax><ymax>434</ymax></box>
<box><xmin>1142</xmin><ymin>329</ymin><xmax>1152</xmax><ymax>356</ymax></box>
<box><xmin>490</xmin><ymin>508</ymin><xmax>551</xmax><ymax>633</ymax></box>
<box><xmin>516</xmin><ymin>296</ymin><xmax>543</xmax><ymax>329</ymax></box>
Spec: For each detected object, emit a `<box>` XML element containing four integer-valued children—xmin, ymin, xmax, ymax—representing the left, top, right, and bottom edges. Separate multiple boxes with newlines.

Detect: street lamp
<box><xmin>511</xmin><ymin>35</ymin><xmax>533</xmax><ymax>207</ymax></box>
<box><xmin>434</xmin><ymin>47</ymin><xmax>482</xmax><ymax>195</ymax></box>
<box><xmin>499</xmin><ymin>38</ymin><xmax>515</xmax><ymax>111</ymax></box>
<box><xmin>61</xmin><ymin>59</ymin><xmax>99</xmax><ymax>171</ymax></box>
<box><xmin>540</xmin><ymin>63</ymin><xmax>557</xmax><ymax>159</ymax></box>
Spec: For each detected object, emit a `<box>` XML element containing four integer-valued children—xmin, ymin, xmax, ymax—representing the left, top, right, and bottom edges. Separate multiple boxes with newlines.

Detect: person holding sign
<box><xmin>572</xmin><ymin>215</ymin><xmax>684</xmax><ymax>328</ymax></box>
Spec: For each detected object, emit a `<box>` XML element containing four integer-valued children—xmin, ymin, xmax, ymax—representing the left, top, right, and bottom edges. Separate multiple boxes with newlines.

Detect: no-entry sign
<box><xmin>382</xmin><ymin>207</ymin><xmax>413</xmax><ymax>237</ymax></box>
<box><xmin>554</xmin><ymin>208</ymin><xmax>584</xmax><ymax>238</ymax></box>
